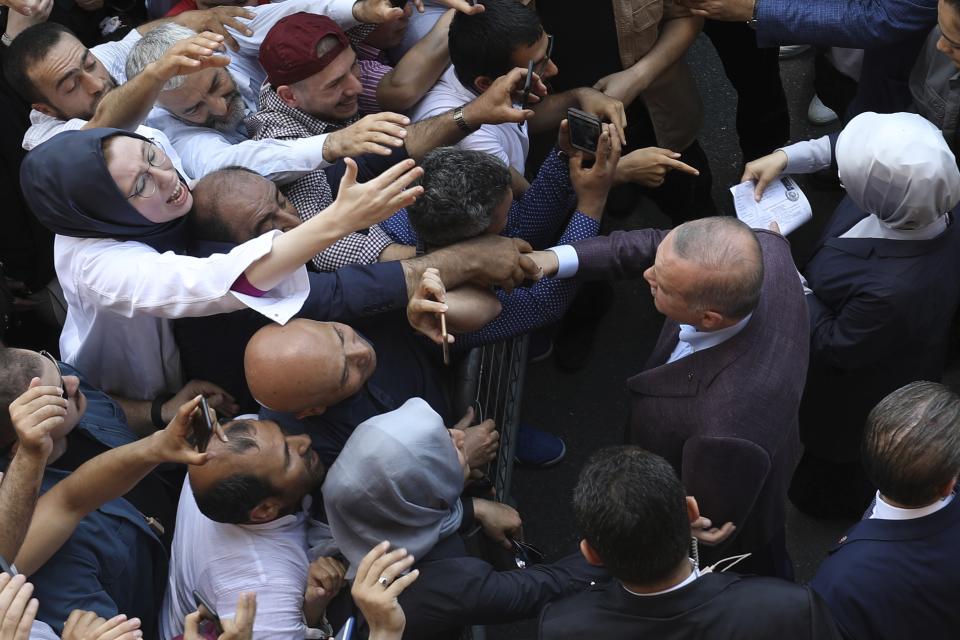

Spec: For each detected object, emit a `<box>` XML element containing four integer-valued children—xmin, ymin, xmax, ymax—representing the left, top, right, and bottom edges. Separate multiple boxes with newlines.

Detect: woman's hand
<box><xmin>328</xmin><ymin>159</ymin><xmax>424</xmax><ymax>235</ymax></box>
<box><xmin>352</xmin><ymin>542</ymin><xmax>419</xmax><ymax>640</ymax></box>
<box><xmin>741</xmin><ymin>150</ymin><xmax>788</xmax><ymax>201</ymax></box>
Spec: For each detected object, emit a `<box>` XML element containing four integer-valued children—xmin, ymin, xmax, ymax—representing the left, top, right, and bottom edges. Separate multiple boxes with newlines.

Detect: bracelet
<box><xmin>453</xmin><ymin>106</ymin><xmax>477</xmax><ymax>134</ymax></box>
<box><xmin>2</xmin><ymin>33</ymin><xmax>13</xmax><ymax>47</ymax></box>
<box><xmin>151</xmin><ymin>394</ymin><xmax>174</xmax><ymax>429</ymax></box>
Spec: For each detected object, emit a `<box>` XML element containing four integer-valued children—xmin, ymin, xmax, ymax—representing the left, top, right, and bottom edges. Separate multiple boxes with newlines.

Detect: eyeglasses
<box><xmin>38</xmin><ymin>350</ymin><xmax>69</xmax><ymax>400</ymax></box>
<box><xmin>125</xmin><ymin>141</ymin><xmax>168</xmax><ymax>200</ymax></box>
<box><xmin>535</xmin><ymin>34</ymin><xmax>554</xmax><ymax>78</ymax></box>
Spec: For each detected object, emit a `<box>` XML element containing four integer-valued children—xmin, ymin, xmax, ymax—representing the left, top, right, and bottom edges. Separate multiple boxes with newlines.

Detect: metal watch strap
<box><xmin>453</xmin><ymin>106</ymin><xmax>477</xmax><ymax>133</ymax></box>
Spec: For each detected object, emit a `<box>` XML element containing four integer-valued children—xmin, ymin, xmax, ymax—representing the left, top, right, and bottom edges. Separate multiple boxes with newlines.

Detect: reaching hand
<box><xmin>304</xmin><ymin>556</ymin><xmax>347</xmax><ymax>614</ymax></box>
<box><xmin>677</xmin><ymin>0</ymin><xmax>755</xmax><ymax>22</ymax></box>
<box><xmin>691</xmin><ymin>515</ymin><xmax>736</xmax><ymax>546</ymax></box>
<box><xmin>741</xmin><ymin>150</ymin><xmax>788</xmax><ymax>201</ymax></box>
<box><xmin>352</xmin><ymin>0</ymin><xmax>416</xmax><ymax>24</ymax></box>
<box><xmin>148</xmin><ymin>395</ymin><xmax>226</xmax><ymax>466</ymax></box>
<box><xmin>8</xmin><ymin>378</ymin><xmax>67</xmax><ymax>462</ymax></box>
<box><xmin>573</xmin><ymin>88</ymin><xmax>627</xmax><ymax>144</ymax></box>
<box><xmin>472</xmin><ymin>499</ymin><xmax>522</xmax><ymax>550</ymax></box>
<box><xmin>173</xmin><ymin>7</ymin><xmax>255</xmax><ymax>52</ymax></box>
<box><xmin>322</xmin><ymin>113</ymin><xmax>409</xmax><ymax>162</ymax></box>
<box><xmin>0</xmin><ymin>574</ymin><xmax>37</xmax><ymax>640</ymax></box>
<box><xmin>463</xmin><ymin>67</ymin><xmax>547</xmax><ymax>126</ymax></box>
<box><xmin>432</xmin><ymin>0</ymin><xmax>484</xmax><ymax>14</ymax></box>
<box><xmin>61</xmin><ymin>610</ymin><xmax>142</xmax><ymax>640</ymax></box>
<box><xmin>328</xmin><ymin>158</ymin><xmax>424</xmax><ymax>234</ymax></box>
<box><xmin>456</xmin><ymin>235</ymin><xmax>542</xmax><ymax>293</ymax></box>
<box><xmin>184</xmin><ymin>592</ymin><xmax>256</xmax><ymax>640</ymax></box>
<box><xmin>592</xmin><ymin>68</ymin><xmax>649</xmax><ymax>111</ymax></box>
<box><xmin>616</xmin><ymin>147</ymin><xmax>700</xmax><ymax>188</ymax></box>
<box><xmin>162</xmin><ymin>380</ymin><xmax>239</xmax><ymax>425</ymax></box>
<box><xmin>406</xmin><ymin>268</ymin><xmax>450</xmax><ymax>345</ymax></box>
<box><xmin>453</xmin><ymin>407</ymin><xmax>499</xmax><ymax>469</ymax></box>
<box><xmin>1</xmin><ymin>0</ymin><xmax>50</xmax><ymax>17</ymax></box>
<box><xmin>149</xmin><ymin>32</ymin><xmax>230</xmax><ymax>83</ymax></box>
<box><xmin>569</xmin><ymin>123</ymin><xmax>622</xmax><ymax>219</ymax></box>
<box><xmin>352</xmin><ymin>542</ymin><xmax>419</xmax><ymax>640</ymax></box>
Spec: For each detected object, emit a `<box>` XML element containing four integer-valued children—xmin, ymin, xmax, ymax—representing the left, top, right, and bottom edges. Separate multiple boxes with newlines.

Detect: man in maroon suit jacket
<box><xmin>537</xmin><ymin>217</ymin><xmax>809</xmax><ymax>578</ymax></box>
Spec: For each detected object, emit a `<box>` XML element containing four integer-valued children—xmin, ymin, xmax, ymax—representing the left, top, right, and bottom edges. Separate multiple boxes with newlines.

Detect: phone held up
<box><xmin>193</xmin><ymin>590</ymin><xmax>224</xmax><ymax>635</ymax></box>
<box><xmin>566</xmin><ymin>108</ymin><xmax>602</xmax><ymax>155</ymax></box>
<box><xmin>190</xmin><ymin>396</ymin><xmax>214</xmax><ymax>454</ymax></box>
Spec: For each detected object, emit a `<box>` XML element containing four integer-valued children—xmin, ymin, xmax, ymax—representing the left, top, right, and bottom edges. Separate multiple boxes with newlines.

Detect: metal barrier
<box><xmin>451</xmin><ymin>334</ymin><xmax>530</xmax><ymax>640</ymax></box>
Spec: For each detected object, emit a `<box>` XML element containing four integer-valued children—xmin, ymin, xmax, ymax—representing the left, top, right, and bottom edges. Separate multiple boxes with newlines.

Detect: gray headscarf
<box><xmin>323</xmin><ymin>397</ymin><xmax>464</xmax><ymax>578</ymax></box>
<box><xmin>836</xmin><ymin>112</ymin><xmax>960</xmax><ymax>229</ymax></box>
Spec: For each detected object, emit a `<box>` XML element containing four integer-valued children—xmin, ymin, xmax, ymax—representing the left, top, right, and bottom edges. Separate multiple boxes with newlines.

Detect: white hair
<box><xmin>125</xmin><ymin>23</ymin><xmax>198</xmax><ymax>91</ymax></box>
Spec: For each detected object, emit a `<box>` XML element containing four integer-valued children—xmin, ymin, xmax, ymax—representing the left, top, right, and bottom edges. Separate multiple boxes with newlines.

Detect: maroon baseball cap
<box><xmin>259</xmin><ymin>12</ymin><xmax>351</xmax><ymax>87</ymax></box>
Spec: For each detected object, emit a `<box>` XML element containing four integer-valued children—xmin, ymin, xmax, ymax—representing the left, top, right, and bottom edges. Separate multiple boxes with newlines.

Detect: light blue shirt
<box><xmin>667</xmin><ymin>313</ymin><xmax>754</xmax><ymax>363</ymax></box>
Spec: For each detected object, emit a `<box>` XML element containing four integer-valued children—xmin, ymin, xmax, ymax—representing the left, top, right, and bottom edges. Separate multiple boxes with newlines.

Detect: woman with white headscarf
<box><xmin>743</xmin><ymin>112</ymin><xmax>960</xmax><ymax>518</ymax></box>
<box><xmin>322</xmin><ymin>398</ymin><xmax>604</xmax><ymax>640</ymax></box>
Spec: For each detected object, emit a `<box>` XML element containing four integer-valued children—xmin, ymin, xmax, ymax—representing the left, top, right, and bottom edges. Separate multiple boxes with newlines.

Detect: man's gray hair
<box><xmin>671</xmin><ymin>217</ymin><xmax>763</xmax><ymax>320</ymax></box>
<box><xmin>125</xmin><ymin>23</ymin><xmax>198</xmax><ymax>91</ymax></box>
<box><xmin>406</xmin><ymin>147</ymin><xmax>511</xmax><ymax>248</ymax></box>
<box><xmin>863</xmin><ymin>381</ymin><xmax>960</xmax><ymax>507</ymax></box>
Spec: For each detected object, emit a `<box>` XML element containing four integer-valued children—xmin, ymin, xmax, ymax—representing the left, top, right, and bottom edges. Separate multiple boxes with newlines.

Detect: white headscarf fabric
<box><xmin>322</xmin><ymin>397</ymin><xmax>464</xmax><ymax>578</ymax></box>
<box><xmin>836</xmin><ymin>112</ymin><xmax>960</xmax><ymax>230</ymax></box>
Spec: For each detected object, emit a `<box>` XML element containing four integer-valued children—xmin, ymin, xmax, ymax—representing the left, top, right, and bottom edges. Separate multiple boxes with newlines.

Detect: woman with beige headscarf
<box><xmin>743</xmin><ymin>112</ymin><xmax>960</xmax><ymax>518</ymax></box>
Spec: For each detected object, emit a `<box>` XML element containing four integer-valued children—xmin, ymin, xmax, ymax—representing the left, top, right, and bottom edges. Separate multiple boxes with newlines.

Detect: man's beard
<box><xmin>207</xmin><ymin>92</ymin><xmax>247</xmax><ymax>132</ymax></box>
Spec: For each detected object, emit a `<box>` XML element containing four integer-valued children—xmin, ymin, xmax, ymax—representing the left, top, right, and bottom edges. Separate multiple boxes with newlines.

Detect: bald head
<box><xmin>244</xmin><ymin>319</ymin><xmax>377</xmax><ymax>415</ymax></box>
<box><xmin>670</xmin><ymin>217</ymin><xmax>763</xmax><ymax>320</ymax></box>
<box><xmin>190</xmin><ymin>167</ymin><xmax>301</xmax><ymax>245</ymax></box>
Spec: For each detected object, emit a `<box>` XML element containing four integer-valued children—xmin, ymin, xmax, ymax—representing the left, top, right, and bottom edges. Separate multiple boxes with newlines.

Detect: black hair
<box><xmin>406</xmin><ymin>147</ymin><xmax>510</xmax><ymax>247</ymax></box>
<box><xmin>0</xmin><ymin>347</ymin><xmax>45</xmax><ymax>451</ymax></box>
<box><xmin>3</xmin><ymin>22</ymin><xmax>74</xmax><ymax>104</ymax></box>
<box><xmin>863</xmin><ymin>381</ymin><xmax>960</xmax><ymax>506</ymax></box>
<box><xmin>192</xmin><ymin>420</ymin><xmax>282</xmax><ymax>523</ymax></box>
<box><xmin>448</xmin><ymin>0</ymin><xmax>543</xmax><ymax>92</ymax></box>
<box><xmin>573</xmin><ymin>446</ymin><xmax>691</xmax><ymax>585</ymax></box>
<box><xmin>189</xmin><ymin>166</ymin><xmax>264</xmax><ymax>244</ymax></box>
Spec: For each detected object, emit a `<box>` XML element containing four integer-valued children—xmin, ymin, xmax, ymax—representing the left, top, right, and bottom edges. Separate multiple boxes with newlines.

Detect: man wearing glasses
<box><xmin>409</xmin><ymin>0</ymin><xmax>626</xmax><ymax>195</ymax></box>
<box><xmin>0</xmin><ymin>346</ymin><xmax>230</xmax><ymax>636</ymax></box>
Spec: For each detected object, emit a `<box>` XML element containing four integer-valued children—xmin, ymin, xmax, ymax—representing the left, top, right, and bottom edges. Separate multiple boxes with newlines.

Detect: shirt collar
<box><xmin>676</xmin><ymin>312</ymin><xmax>753</xmax><ymax>355</ymax></box>
<box><xmin>623</xmin><ymin>562</ymin><xmax>700</xmax><ymax>597</ymax></box>
<box><xmin>870</xmin><ymin>491</ymin><xmax>954</xmax><ymax>521</ymax></box>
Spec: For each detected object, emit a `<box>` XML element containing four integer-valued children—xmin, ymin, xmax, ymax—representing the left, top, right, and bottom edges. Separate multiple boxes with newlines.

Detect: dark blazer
<box><xmin>800</xmin><ymin>202</ymin><xmax>960</xmax><ymax>461</ymax></box>
<box><xmin>811</xmin><ymin>495</ymin><xmax>960</xmax><ymax>640</ymax></box>
<box><xmin>539</xmin><ymin>572</ymin><xmax>842</xmax><ymax>639</ymax></box>
<box><xmin>573</xmin><ymin>230</ymin><xmax>809</xmax><ymax>567</ymax></box>
<box><xmin>395</xmin><ymin>533</ymin><xmax>607</xmax><ymax>640</ymax></box>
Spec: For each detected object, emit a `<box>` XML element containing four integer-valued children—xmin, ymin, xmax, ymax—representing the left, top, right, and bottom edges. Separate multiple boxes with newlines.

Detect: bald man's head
<box><xmin>244</xmin><ymin>319</ymin><xmax>377</xmax><ymax>417</ymax></box>
<box><xmin>190</xmin><ymin>167</ymin><xmax>301</xmax><ymax>245</ymax></box>
<box><xmin>643</xmin><ymin>217</ymin><xmax>763</xmax><ymax>330</ymax></box>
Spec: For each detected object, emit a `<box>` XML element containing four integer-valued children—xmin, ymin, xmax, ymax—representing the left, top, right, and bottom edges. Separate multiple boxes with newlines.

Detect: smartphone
<box><xmin>566</xmin><ymin>108</ymin><xmax>602</xmax><ymax>154</ymax></box>
<box><xmin>334</xmin><ymin>617</ymin><xmax>355</xmax><ymax>640</ymax></box>
<box><xmin>191</xmin><ymin>396</ymin><xmax>214</xmax><ymax>453</ymax></box>
<box><xmin>0</xmin><ymin>555</ymin><xmax>17</xmax><ymax>577</ymax></box>
<box><xmin>193</xmin><ymin>590</ymin><xmax>224</xmax><ymax>635</ymax></box>
<box><xmin>518</xmin><ymin>59</ymin><xmax>535</xmax><ymax>111</ymax></box>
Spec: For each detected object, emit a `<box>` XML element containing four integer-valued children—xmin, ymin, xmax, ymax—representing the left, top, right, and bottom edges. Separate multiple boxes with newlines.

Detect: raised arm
<box><xmin>376</xmin><ymin>9</ymin><xmax>454</xmax><ymax>111</ymax></box>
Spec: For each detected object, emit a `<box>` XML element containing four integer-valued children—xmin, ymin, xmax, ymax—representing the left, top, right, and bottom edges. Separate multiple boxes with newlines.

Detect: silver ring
<box><xmin>377</xmin><ymin>576</ymin><xmax>390</xmax><ymax>587</ymax></box>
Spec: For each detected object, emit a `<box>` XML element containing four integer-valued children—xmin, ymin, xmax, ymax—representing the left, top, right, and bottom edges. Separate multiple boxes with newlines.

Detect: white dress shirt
<box><xmin>56</xmin><ymin>231</ymin><xmax>309</xmax><ymax>399</ymax></box>
<box><xmin>666</xmin><ymin>313</ymin><xmax>753</xmax><ymax>363</ymax></box>
<box><xmin>869</xmin><ymin>492</ymin><xmax>954</xmax><ymax>520</ymax></box>
<box><xmin>162</xmin><ymin>479</ymin><xmax>321</xmax><ymax>640</ymax></box>
<box><xmin>408</xmin><ymin>65</ymin><xmax>530</xmax><ymax>174</ymax></box>
<box><xmin>624</xmin><ymin>564</ymin><xmax>701</xmax><ymax>598</ymax></box>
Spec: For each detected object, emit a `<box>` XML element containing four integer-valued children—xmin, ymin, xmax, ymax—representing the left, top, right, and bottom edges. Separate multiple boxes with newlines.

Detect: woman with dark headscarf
<box><xmin>322</xmin><ymin>397</ymin><xmax>605</xmax><ymax>640</ymax></box>
<box><xmin>20</xmin><ymin>128</ymin><xmax>423</xmax><ymax>400</ymax></box>
<box><xmin>744</xmin><ymin>112</ymin><xmax>960</xmax><ymax>517</ymax></box>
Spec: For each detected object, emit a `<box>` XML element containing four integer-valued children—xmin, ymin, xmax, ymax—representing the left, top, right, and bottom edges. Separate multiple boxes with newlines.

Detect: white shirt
<box><xmin>22</xmin><ymin>29</ymin><xmax>142</xmax><ymax>151</ymax></box>
<box><xmin>870</xmin><ymin>492</ymin><xmax>954</xmax><ymax>520</ymax></box>
<box><xmin>409</xmin><ymin>65</ymin><xmax>530</xmax><ymax>174</ymax></box>
<box><xmin>667</xmin><ymin>313</ymin><xmax>753</xmax><ymax>363</ymax></box>
<box><xmin>162</xmin><ymin>478</ymin><xmax>318</xmax><ymax>640</ymax></box>
<box><xmin>624</xmin><ymin>564</ymin><xmax>700</xmax><ymax>597</ymax></box>
<box><xmin>56</xmin><ymin>231</ymin><xmax>308</xmax><ymax>399</ymax></box>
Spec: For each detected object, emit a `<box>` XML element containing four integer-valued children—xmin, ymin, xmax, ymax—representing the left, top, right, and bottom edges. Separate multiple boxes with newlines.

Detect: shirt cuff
<box><xmin>284</xmin><ymin>134</ymin><xmax>333</xmax><ymax>172</ymax></box>
<box><xmin>549</xmin><ymin>244</ymin><xmax>580</xmax><ymax>279</ymax></box>
<box><xmin>780</xmin><ymin>135</ymin><xmax>832</xmax><ymax>174</ymax></box>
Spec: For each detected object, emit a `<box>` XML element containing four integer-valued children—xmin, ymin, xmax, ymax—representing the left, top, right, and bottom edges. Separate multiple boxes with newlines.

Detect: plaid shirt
<box><xmin>244</xmin><ymin>75</ymin><xmax>395</xmax><ymax>271</ymax></box>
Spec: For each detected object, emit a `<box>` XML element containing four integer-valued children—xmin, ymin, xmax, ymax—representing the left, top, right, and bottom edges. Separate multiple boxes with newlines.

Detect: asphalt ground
<box><xmin>487</xmin><ymin>37</ymin><xmax>857</xmax><ymax>640</ymax></box>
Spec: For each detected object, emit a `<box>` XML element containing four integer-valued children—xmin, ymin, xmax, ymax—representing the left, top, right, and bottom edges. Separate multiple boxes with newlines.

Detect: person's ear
<box><xmin>579</xmin><ymin>539</ymin><xmax>604</xmax><ymax>567</ymax></box>
<box><xmin>699</xmin><ymin>310</ymin><xmax>727</xmax><ymax>330</ymax></box>
<box><xmin>295</xmin><ymin>405</ymin><xmax>327</xmax><ymax>419</ymax></box>
<box><xmin>938</xmin><ymin>477</ymin><xmax>957</xmax><ymax>499</ymax></box>
<box><xmin>248</xmin><ymin>497</ymin><xmax>283</xmax><ymax>523</ymax></box>
<box><xmin>473</xmin><ymin>76</ymin><xmax>494</xmax><ymax>93</ymax></box>
<box><xmin>276</xmin><ymin>85</ymin><xmax>298</xmax><ymax>108</ymax></box>
<box><xmin>686</xmin><ymin>496</ymin><xmax>700</xmax><ymax>525</ymax></box>
<box><xmin>32</xmin><ymin>102</ymin><xmax>59</xmax><ymax>118</ymax></box>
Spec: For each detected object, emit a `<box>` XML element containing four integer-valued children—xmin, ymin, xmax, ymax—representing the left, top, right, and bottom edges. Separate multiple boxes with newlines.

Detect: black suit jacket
<box><xmin>572</xmin><ymin>229</ymin><xmax>810</xmax><ymax>567</ymax></box>
<box><xmin>800</xmin><ymin>201</ymin><xmax>960</xmax><ymax>460</ymax></box>
<box><xmin>539</xmin><ymin>572</ymin><xmax>842</xmax><ymax>639</ymax></box>
<box><xmin>811</xmin><ymin>495</ymin><xmax>960</xmax><ymax>640</ymax></box>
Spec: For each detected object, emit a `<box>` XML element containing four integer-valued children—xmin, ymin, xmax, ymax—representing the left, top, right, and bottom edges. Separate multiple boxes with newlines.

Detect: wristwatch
<box><xmin>453</xmin><ymin>106</ymin><xmax>478</xmax><ymax>134</ymax></box>
<box><xmin>747</xmin><ymin>0</ymin><xmax>759</xmax><ymax>29</ymax></box>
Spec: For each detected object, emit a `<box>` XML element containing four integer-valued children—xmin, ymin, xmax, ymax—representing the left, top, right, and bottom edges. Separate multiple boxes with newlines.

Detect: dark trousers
<box><xmin>704</xmin><ymin>20</ymin><xmax>790</xmax><ymax>162</ymax></box>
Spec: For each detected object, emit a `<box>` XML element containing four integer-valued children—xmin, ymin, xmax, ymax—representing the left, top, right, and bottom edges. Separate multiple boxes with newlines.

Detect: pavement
<box><xmin>486</xmin><ymin>38</ymin><xmax>858</xmax><ymax>639</ymax></box>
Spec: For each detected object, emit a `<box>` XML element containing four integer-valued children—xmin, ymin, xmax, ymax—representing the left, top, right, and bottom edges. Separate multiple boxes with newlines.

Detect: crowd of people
<box><xmin>0</xmin><ymin>0</ymin><xmax>959</xmax><ymax>638</ymax></box>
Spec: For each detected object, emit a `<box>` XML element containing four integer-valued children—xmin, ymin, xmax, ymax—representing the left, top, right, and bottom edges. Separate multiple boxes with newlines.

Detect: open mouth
<box><xmin>167</xmin><ymin>180</ymin><xmax>188</xmax><ymax>206</ymax></box>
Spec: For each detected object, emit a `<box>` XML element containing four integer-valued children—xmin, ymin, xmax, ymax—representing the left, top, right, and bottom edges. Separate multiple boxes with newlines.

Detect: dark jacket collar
<box><xmin>830</xmin><ymin>492</ymin><xmax>960</xmax><ymax>551</ymax></box>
